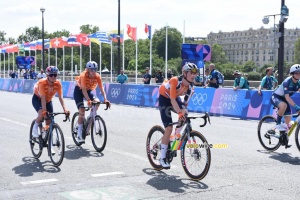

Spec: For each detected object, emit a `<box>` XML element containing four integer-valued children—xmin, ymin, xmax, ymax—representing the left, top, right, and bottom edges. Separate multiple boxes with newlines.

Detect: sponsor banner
<box><xmin>121</xmin><ymin>84</ymin><xmax>143</xmax><ymax>106</ymax></box>
<box><xmin>106</xmin><ymin>83</ymin><xmax>125</xmax><ymax>104</ymax></box>
<box><xmin>12</xmin><ymin>79</ymin><xmax>25</xmax><ymax>93</ymax></box>
<box><xmin>65</xmin><ymin>81</ymin><xmax>76</xmax><ymax>98</ymax></box>
<box><xmin>0</xmin><ymin>78</ymin><xmax>4</xmax><ymax>90</ymax></box>
<box><xmin>61</xmin><ymin>81</ymin><xmax>70</xmax><ymax>97</ymax></box>
<box><xmin>1</xmin><ymin>79</ymin><xmax>10</xmax><ymax>91</ymax></box>
<box><xmin>140</xmin><ymin>85</ymin><xmax>159</xmax><ymax>107</ymax></box>
<box><xmin>188</xmin><ymin>87</ymin><xmax>216</xmax><ymax>112</ymax></box>
<box><xmin>22</xmin><ymin>80</ymin><xmax>36</xmax><ymax>94</ymax></box>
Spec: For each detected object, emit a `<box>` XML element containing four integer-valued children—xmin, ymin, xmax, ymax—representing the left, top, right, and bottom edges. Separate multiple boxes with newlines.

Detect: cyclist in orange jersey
<box><xmin>32</xmin><ymin>66</ymin><xmax>69</xmax><ymax>138</ymax></box>
<box><xmin>73</xmin><ymin>61</ymin><xmax>111</xmax><ymax>143</ymax></box>
<box><xmin>158</xmin><ymin>62</ymin><xmax>197</xmax><ymax>169</ymax></box>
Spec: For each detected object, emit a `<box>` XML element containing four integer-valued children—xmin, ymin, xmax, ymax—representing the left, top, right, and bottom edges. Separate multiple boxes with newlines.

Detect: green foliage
<box><xmin>242</xmin><ymin>61</ymin><xmax>257</xmax><ymax>72</ymax></box>
<box><xmin>246</xmin><ymin>71</ymin><xmax>261</xmax><ymax>81</ymax></box>
<box><xmin>211</xmin><ymin>44</ymin><xmax>229</xmax><ymax>64</ymax></box>
<box><xmin>295</xmin><ymin>38</ymin><xmax>300</xmax><ymax>64</ymax></box>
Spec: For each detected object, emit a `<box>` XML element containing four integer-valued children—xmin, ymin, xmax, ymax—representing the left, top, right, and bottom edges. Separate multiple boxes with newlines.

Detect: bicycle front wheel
<box><xmin>29</xmin><ymin>120</ymin><xmax>43</xmax><ymax>158</ymax></box>
<box><xmin>49</xmin><ymin>123</ymin><xmax>65</xmax><ymax>167</ymax></box>
<box><xmin>181</xmin><ymin>130</ymin><xmax>211</xmax><ymax>181</ymax></box>
<box><xmin>146</xmin><ymin>125</ymin><xmax>164</xmax><ymax>171</ymax></box>
<box><xmin>71</xmin><ymin>112</ymin><xmax>84</xmax><ymax>146</ymax></box>
<box><xmin>91</xmin><ymin>115</ymin><xmax>107</xmax><ymax>153</ymax></box>
<box><xmin>294</xmin><ymin>124</ymin><xmax>300</xmax><ymax>152</ymax></box>
<box><xmin>257</xmin><ymin>115</ymin><xmax>280</xmax><ymax>151</ymax></box>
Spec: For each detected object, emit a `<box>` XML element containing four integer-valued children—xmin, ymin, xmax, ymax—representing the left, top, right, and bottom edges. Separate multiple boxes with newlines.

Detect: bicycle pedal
<box><xmin>285</xmin><ymin>144</ymin><xmax>292</xmax><ymax>149</ymax></box>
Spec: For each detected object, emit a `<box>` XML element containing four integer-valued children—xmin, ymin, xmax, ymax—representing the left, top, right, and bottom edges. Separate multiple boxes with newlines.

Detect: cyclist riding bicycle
<box><xmin>271</xmin><ymin>64</ymin><xmax>300</xmax><ymax>143</ymax></box>
<box><xmin>32</xmin><ymin>66</ymin><xmax>69</xmax><ymax>138</ymax></box>
<box><xmin>73</xmin><ymin>61</ymin><xmax>111</xmax><ymax>143</ymax></box>
<box><xmin>158</xmin><ymin>62</ymin><xmax>197</xmax><ymax>169</ymax></box>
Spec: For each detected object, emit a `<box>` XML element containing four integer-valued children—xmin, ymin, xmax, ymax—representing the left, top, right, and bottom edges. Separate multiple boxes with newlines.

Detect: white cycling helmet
<box><xmin>290</xmin><ymin>64</ymin><xmax>300</xmax><ymax>74</ymax></box>
<box><xmin>86</xmin><ymin>61</ymin><xmax>98</xmax><ymax>69</ymax></box>
<box><xmin>182</xmin><ymin>62</ymin><xmax>197</xmax><ymax>73</ymax></box>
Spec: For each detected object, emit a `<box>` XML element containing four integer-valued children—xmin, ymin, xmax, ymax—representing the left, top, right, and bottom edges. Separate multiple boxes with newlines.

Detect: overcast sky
<box><xmin>1</xmin><ymin>0</ymin><xmax>300</xmax><ymax>40</ymax></box>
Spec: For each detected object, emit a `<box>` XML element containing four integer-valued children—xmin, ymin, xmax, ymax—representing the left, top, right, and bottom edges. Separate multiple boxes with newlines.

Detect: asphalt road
<box><xmin>0</xmin><ymin>91</ymin><xmax>300</xmax><ymax>200</ymax></box>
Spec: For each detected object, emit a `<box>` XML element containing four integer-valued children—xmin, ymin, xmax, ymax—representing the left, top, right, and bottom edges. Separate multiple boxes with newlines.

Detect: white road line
<box><xmin>91</xmin><ymin>171</ymin><xmax>125</xmax><ymax>177</ymax></box>
<box><xmin>0</xmin><ymin>117</ymin><xmax>30</xmax><ymax>127</ymax></box>
<box><xmin>20</xmin><ymin>178</ymin><xmax>58</xmax><ymax>185</ymax></box>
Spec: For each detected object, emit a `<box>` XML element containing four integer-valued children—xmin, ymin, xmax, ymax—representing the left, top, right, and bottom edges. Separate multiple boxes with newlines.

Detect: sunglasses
<box><xmin>190</xmin><ymin>68</ymin><xmax>197</xmax><ymax>74</ymax></box>
<box><xmin>89</xmin><ymin>69</ymin><xmax>97</xmax><ymax>72</ymax></box>
<box><xmin>294</xmin><ymin>72</ymin><xmax>300</xmax><ymax>75</ymax></box>
<box><xmin>49</xmin><ymin>74</ymin><xmax>57</xmax><ymax>77</ymax></box>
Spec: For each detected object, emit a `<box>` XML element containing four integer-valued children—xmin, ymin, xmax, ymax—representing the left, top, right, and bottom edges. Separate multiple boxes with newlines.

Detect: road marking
<box><xmin>0</xmin><ymin>117</ymin><xmax>30</xmax><ymax>127</ymax></box>
<box><xmin>20</xmin><ymin>178</ymin><xmax>58</xmax><ymax>185</ymax></box>
<box><xmin>91</xmin><ymin>171</ymin><xmax>125</xmax><ymax>177</ymax></box>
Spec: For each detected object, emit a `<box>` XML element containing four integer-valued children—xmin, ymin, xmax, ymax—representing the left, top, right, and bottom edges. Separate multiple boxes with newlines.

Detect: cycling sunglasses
<box><xmin>49</xmin><ymin>74</ymin><xmax>57</xmax><ymax>77</ymax></box>
<box><xmin>89</xmin><ymin>68</ymin><xmax>97</xmax><ymax>72</ymax></box>
<box><xmin>190</xmin><ymin>68</ymin><xmax>197</xmax><ymax>74</ymax></box>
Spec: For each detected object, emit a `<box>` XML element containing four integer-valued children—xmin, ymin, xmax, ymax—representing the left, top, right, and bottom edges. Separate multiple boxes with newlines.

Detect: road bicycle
<box><xmin>258</xmin><ymin>113</ymin><xmax>300</xmax><ymax>151</ymax></box>
<box><xmin>71</xmin><ymin>101</ymin><xmax>109</xmax><ymax>153</ymax></box>
<box><xmin>146</xmin><ymin>112</ymin><xmax>211</xmax><ymax>181</ymax></box>
<box><xmin>29</xmin><ymin>112</ymin><xmax>70</xmax><ymax>167</ymax></box>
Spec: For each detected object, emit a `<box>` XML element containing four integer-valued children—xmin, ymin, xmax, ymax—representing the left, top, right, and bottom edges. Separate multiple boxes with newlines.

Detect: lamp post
<box><xmin>40</xmin><ymin>7</ymin><xmax>45</xmax><ymax>71</ymax></box>
<box><xmin>117</xmin><ymin>0</ymin><xmax>121</xmax><ymax>76</ymax></box>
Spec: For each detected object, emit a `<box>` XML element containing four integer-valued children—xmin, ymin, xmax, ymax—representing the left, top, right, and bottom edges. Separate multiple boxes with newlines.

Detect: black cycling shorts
<box><xmin>158</xmin><ymin>95</ymin><xmax>185</xmax><ymax>128</ymax></box>
<box><xmin>32</xmin><ymin>94</ymin><xmax>53</xmax><ymax>113</ymax></box>
<box><xmin>73</xmin><ymin>86</ymin><xmax>97</xmax><ymax>109</ymax></box>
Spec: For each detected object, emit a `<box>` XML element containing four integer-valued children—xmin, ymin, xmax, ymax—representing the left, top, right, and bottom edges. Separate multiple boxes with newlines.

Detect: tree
<box><xmin>0</xmin><ymin>31</ymin><xmax>6</xmax><ymax>45</ymax></box>
<box><xmin>210</xmin><ymin>44</ymin><xmax>228</xmax><ymax>64</ymax></box>
<box><xmin>152</xmin><ymin>26</ymin><xmax>182</xmax><ymax>60</ymax></box>
<box><xmin>243</xmin><ymin>61</ymin><xmax>257</xmax><ymax>72</ymax></box>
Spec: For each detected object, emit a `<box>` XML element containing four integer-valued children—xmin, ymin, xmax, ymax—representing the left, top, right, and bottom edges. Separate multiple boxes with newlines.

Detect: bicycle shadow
<box><xmin>64</xmin><ymin>145</ymin><xmax>104</xmax><ymax>160</ymax></box>
<box><xmin>257</xmin><ymin>149</ymin><xmax>300</xmax><ymax>165</ymax></box>
<box><xmin>142</xmin><ymin>168</ymin><xmax>208</xmax><ymax>193</ymax></box>
<box><xmin>12</xmin><ymin>157</ymin><xmax>61</xmax><ymax>177</ymax></box>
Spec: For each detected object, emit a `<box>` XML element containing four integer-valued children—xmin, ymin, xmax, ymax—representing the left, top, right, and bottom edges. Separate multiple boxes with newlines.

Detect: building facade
<box><xmin>207</xmin><ymin>27</ymin><xmax>300</xmax><ymax>68</ymax></box>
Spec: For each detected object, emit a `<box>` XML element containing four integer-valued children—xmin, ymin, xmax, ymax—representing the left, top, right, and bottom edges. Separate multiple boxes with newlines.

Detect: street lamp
<box><xmin>40</xmin><ymin>7</ymin><xmax>45</xmax><ymax>71</ymax></box>
<box><xmin>262</xmin><ymin>14</ymin><xmax>280</xmax><ymax>71</ymax></box>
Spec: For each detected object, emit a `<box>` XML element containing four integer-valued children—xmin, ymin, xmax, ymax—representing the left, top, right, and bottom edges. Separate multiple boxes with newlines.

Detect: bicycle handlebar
<box><xmin>46</xmin><ymin>112</ymin><xmax>70</xmax><ymax>122</ymax></box>
<box><xmin>167</xmin><ymin>112</ymin><xmax>211</xmax><ymax>127</ymax></box>
<box><xmin>83</xmin><ymin>101</ymin><xmax>110</xmax><ymax>111</ymax></box>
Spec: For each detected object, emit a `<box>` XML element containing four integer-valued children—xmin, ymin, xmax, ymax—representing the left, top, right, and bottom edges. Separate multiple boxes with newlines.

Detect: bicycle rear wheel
<box><xmin>49</xmin><ymin>123</ymin><xmax>65</xmax><ymax>167</ymax></box>
<box><xmin>29</xmin><ymin>120</ymin><xmax>43</xmax><ymax>158</ymax></box>
<box><xmin>295</xmin><ymin>124</ymin><xmax>300</xmax><ymax>152</ymax></box>
<box><xmin>91</xmin><ymin>115</ymin><xmax>107</xmax><ymax>152</ymax></box>
<box><xmin>181</xmin><ymin>130</ymin><xmax>211</xmax><ymax>181</ymax></box>
<box><xmin>146</xmin><ymin>125</ymin><xmax>164</xmax><ymax>171</ymax></box>
<box><xmin>71</xmin><ymin>112</ymin><xmax>84</xmax><ymax>146</ymax></box>
<box><xmin>257</xmin><ymin>115</ymin><xmax>280</xmax><ymax>151</ymax></box>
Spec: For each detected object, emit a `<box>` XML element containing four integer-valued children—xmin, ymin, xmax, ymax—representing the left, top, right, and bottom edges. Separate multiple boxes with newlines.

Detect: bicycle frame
<box><xmin>287</xmin><ymin>114</ymin><xmax>300</xmax><ymax>137</ymax></box>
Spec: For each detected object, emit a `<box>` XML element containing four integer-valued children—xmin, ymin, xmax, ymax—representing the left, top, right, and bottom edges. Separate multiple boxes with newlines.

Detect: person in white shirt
<box><xmin>37</xmin><ymin>69</ymin><xmax>46</xmax><ymax>79</ymax></box>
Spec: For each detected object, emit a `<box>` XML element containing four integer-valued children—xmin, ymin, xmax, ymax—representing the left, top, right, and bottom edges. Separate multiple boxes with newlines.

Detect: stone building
<box><xmin>207</xmin><ymin>27</ymin><xmax>300</xmax><ymax>67</ymax></box>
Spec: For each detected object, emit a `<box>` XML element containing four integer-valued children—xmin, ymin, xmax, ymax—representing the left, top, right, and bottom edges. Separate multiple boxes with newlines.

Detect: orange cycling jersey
<box><xmin>34</xmin><ymin>78</ymin><xmax>62</xmax><ymax>103</ymax></box>
<box><xmin>76</xmin><ymin>71</ymin><xmax>103</xmax><ymax>91</ymax></box>
<box><xmin>159</xmin><ymin>76</ymin><xmax>193</xmax><ymax>99</ymax></box>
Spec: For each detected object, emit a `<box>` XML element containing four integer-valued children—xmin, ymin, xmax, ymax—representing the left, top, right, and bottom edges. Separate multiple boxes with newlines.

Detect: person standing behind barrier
<box><xmin>143</xmin><ymin>67</ymin><xmax>151</xmax><ymax>84</ymax></box>
<box><xmin>167</xmin><ymin>69</ymin><xmax>173</xmax><ymax>80</ymax></box>
<box><xmin>73</xmin><ymin>61</ymin><xmax>111</xmax><ymax>143</ymax></box>
<box><xmin>258</xmin><ymin>67</ymin><xmax>278</xmax><ymax>95</ymax></box>
<box><xmin>233</xmin><ymin>70</ymin><xmax>249</xmax><ymax>91</ymax></box>
<box><xmin>155</xmin><ymin>70</ymin><xmax>164</xmax><ymax>84</ymax></box>
<box><xmin>205</xmin><ymin>63</ymin><xmax>219</xmax><ymax>88</ymax></box>
<box><xmin>116</xmin><ymin>69</ymin><xmax>128</xmax><ymax>84</ymax></box>
<box><xmin>23</xmin><ymin>70</ymin><xmax>29</xmax><ymax>79</ymax></box>
<box><xmin>15</xmin><ymin>70</ymin><xmax>18</xmax><ymax>79</ymax></box>
<box><xmin>194</xmin><ymin>70</ymin><xmax>202</xmax><ymax>86</ymax></box>
<box><xmin>37</xmin><ymin>69</ymin><xmax>46</xmax><ymax>80</ymax></box>
<box><xmin>31</xmin><ymin>66</ymin><xmax>69</xmax><ymax>138</ymax></box>
<box><xmin>30</xmin><ymin>69</ymin><xmax>37</xmax><ymax>80</ymax></box>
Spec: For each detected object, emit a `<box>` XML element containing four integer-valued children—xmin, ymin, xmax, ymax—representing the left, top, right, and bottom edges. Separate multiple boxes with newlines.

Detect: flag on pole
<box><xmin>127</xmin><ymin>24</ymin><xmax>137</xmax><ymax>42</ymax></box>
<box><xmin>88</xmin><ymin>32</ymin><xmax>111</xmax><ymax>45</ymax></box>
<box><xmin>67</xmin><ymin>35</ymin><xmax>81</xmax><ymax>46</ymax></box>
<box><xmin>76</xmin><ymin>34</ymin><xmax>90</xmax><ymax>46</ymax></box>
<box><xmin>145</xmin><ymin>24</ymin><xmax>152</xmax><ymax>39</ymax></box>
<box><xmin>109</xmin><ymin>30</ymin><xmax>124</xmax><ymax>43</ymax></box>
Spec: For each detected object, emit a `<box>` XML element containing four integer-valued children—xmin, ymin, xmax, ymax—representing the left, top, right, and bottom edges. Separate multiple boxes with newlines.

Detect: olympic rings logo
<box><xmin>192</xmin><ymin>93</ymin><xmax>207</xmax><ymax>106</ymax></box>
<box><xmin>111</xmin><ymin>88</ymin><xmax>121</xmax><ymax>98</ymax></box>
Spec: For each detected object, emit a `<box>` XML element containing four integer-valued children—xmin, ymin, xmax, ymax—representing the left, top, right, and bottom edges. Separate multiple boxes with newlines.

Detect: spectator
<box><xmin>23</xmin><ymin>70</ymin><xmax>29</xmax><ymax>79</ymax></box>
<box><xmin>37</xmin><ymin>69</ymin><xmax>46</xmax><ymax>80</ymax></box>
<box><xmin>30</xmin><ymin>69</ymin><xmax>37</xmax><ymax>80</ymax></box>
<box><xmin>233</xmin><ymin>70</ymin><xmax>249</xmax><ymax>91</ymax></box>
<box><xmin>15</xmin><ymin>70</ymin><xmax>18</xmax><ymax>79</ymax></box>
<box><xmin>194</xmin><ymin>68</ymin><xmax>210</xmax><ymax>86</ymax></box>
<box><xmin>9</xmin><ymin>70</ymin><xmax>16</xmax><ymax>78</ymax></box>
<box><xmin>258</xmin><ymin>67</ymin><xmax>278</xmax><ymax>95</ymax></box>
<box><xmin>194</xmin><ymin>70</ymin><xmax>202</xmax><ymax>86</ymax></box>
<box><xmin>167</xmin><ymin>69</ymin><xmax>173</xmax><ymax>80</ymax></box>
<box><xmin>116</xmin><ymin>69</ymin><xmax>128</xmax><ymax>84</ymax></box>
<box><xmin>205</xmin><ymin>63</ymin><xmax>219</xmax><ymax>88</ymax></box>
<box><xmin>155</xmin><ymin>70</ymin><xmax>164</xmax><ymax>84</ymax></box>
<box><xmin>143</xmin><ymin>67</ymin><xmax>151</xmax><ymax>84</ymax></box>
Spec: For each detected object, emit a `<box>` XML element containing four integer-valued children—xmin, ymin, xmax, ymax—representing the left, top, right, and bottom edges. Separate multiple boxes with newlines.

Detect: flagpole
<box><xmin>48</xmin><ymin>48</ymin><xmax>50</xmax><ymax>66</ymax></box>
<box><xmin>71</xmin><ymin>46</ymin><xmax>73</xmax><ymax>81</ymax></box>
<box><xmin>55</xmin><ymin>48</ymin><xmax>57</xmax><ymax>67</ymax></box>
<box><xmin>80</xmin><ymin>44</ymin><xmax>82</xmax><ymax>74</ymax></box>
<box><xmin>0</xmin><ymin>53</ymin><xmax>2</xmax><ymax>78</ymax></box>
<box><xmin>150</xmin><ymin>34</ymin><xmax>152</xmax><ymax>78</ymax></box>
<box><xmin>89</xmin><ymin>40</ymin><xmax>91</xmax><ymax>61</ymax></box>
<box><xmin>135</xmin><ymin>27</ymin><xmax>138</xmax><ymax>84</ymax></box>
<box><xmin>4</xmin><ymin>53</ymin><xmax>6</xmax><ymax>78</ymax></box>
<box><xmin>110</xmin><ymin>41</ymin><xmax>113</xmax><ymax>83</ymax></box>
<box><xmin>63</xmin><ymin>46</ymin><xmax>65</xmax><ymax>81</ymax></box>
<box><xmin>122</xmin><ymin>28</ymin><xmax>125</xmax><ymax>71</ymax></box>
<box><xmin>165</xmin><ymin>23</ymin><xmax>168</xmax><ymax>79</ymax></box>
<box><xmin>13</xmin><ymin>52</ymin><xmax>15</xmax><ymax>72</ymax></box>
<box><xmin>183</xmin><ymin>20</ymin><xmax>185</xmax><ymax>43</ymax></box>
<box><xmin>8</xmin><ymin>53</ymin><xmax>10</xmax><ymax>74</ymax></box>
<box><xmin>35</xmin><ymin>49</ymin><xmax>37</xmax><ymax>72</ymax></box>
<box><xmin>99</xmin><ymin>42</ymin><xmax>102</xmax><ymax>76</ymax></box>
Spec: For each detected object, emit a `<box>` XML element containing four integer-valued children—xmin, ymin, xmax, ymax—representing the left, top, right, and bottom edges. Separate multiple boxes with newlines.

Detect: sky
<box><xmin>1</xmin><ymin>0</ymin><xmax>300</xmax><ymax>41</ymax></box>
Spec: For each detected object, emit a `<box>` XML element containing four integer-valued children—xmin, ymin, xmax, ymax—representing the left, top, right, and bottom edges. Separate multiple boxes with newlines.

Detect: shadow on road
<box><xmin>12</xmin><ymin>157</ymin><xmax>61</xmax><ymax>177</ymax></box>
<box><xmin>142</xmin><ymin>168</ymin><xmax>208</xmax><ymax>193</ymax></box>
<box><xmin>64</xmin><ymin>145</ymin><xmax>104</xmax><ymax>160</ymax></box>
<box><xmin>257</xmin><ymin>149</ymin><xmax>300</xmax><ymax>165</ymax></box>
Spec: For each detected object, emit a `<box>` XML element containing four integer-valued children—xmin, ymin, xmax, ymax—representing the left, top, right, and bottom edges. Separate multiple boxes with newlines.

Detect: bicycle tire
<box><xmin>146</xmin><ymin>125</ymin><xmax>164</xmax><ymax>171</ymax></box>
<box><xmin>181</xmin><ymin>130</ymin><xmax>211</xmax><ymax>181</ymax></box>
<box><xmin>257</xmin><ymin>115</ymin><xmax>280</xmax><ymax>151</ymax></box>
<box><xmin>29</xmin><ymin>120</ymin><xmax>43</xmax><ymax>158</ymax></box>
<box><xmin>49</xmin><ymin>123</ymin><xmax>65</xmax><ymax>167</ymax></box>
<box><xmin>91</xmin><ymin>115</ymin><xmax>107</xmax><ymax>152</ymax></box>
<box><xmin>295</xmin><ymin>124</ymin><xmax>300</xmax><ymax>152</ymax></box>
<box><xmin>71</xmin><ymin>112</ymin><xmax>84</xmax><ymax>146</ymax></box>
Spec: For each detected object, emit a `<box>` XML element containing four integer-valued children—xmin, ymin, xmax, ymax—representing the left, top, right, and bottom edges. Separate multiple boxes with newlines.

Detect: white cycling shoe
<box><xmin>160</xmin><ymin>158</ymin><xmax>170</xmax><ymax>169</ymax></box>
